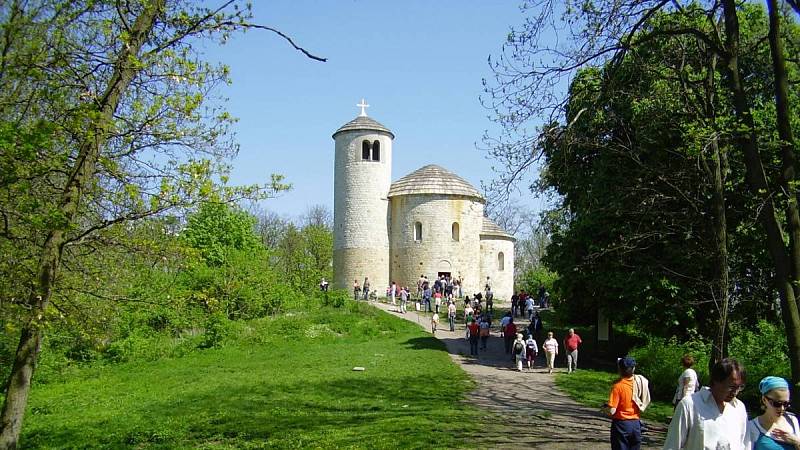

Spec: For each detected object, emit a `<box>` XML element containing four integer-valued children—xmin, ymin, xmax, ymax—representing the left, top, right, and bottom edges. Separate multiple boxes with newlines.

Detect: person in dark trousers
<box><xmin>504</xmin><ymin>317</ymin><xmax>517</xmax><ymax>359</ymax></box>
<box><xmin>467</xmin><ymin>319</ymin><xmax>480</xmax><ymax>356</ymax></box>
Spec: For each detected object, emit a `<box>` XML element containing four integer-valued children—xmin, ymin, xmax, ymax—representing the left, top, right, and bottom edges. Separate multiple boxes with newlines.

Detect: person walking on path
<box><xmin>605</xmin><ymin>356</ymin><xmax>650</xmax><ymax>450</ymax></box>
<box><xmin>542</xmin><ymin>331</ymin><xmax>559</xmax><ymax>374</ymax></box>
<box><xmin>353</xmin><ymin>279</ymin><xmax>361</xmax><ymax>300</ymax></box>
<box><xmin>467</xmin><ymin>318</ymin><xmax>480</xmax><ymax>356</ymax></box>
<box><xmin>525</xmin><ymin>295</ymin><xmax>535</xmax><ymax>320</ymax></box>
<box><xmin>744</xmin><ymin>376</ymin><xmax>800</xmax><ymax>449</ymax></box>
<box><xmin>431</xmin><ymin>312</ymin><xmax>440</xmax><ymax>335</ymax></box>
<box><xmin>564</xmin><ymin>328</ymin><xmax>582</xmax><ymax>373</ymax></box>
<box><xmin>504</xmin><ymin>317</ymin><xmax>517</xmax><ymax>358</ymax></box>
<box><xmin>525</xmin><ymin>335</ymin><xmax>538</xmax><ymax>371</ymax></box>
<box><xmin>664</xmin><ymin>358</ymin><xmax>748</xmax><ymax>450</ymax></box>
<box><xmin>362</xmin><ymin>277</ymin><xmax>371</xmax><ymax>301</ymax></box>
<box><xmin>389</xmin><ymin>281</ymin><xmax>397</xmax><ymax>305</ymax></box>
<box><xmin>399</xmin><ymin>286</ymin><xmax>408</xmax><ymax>313</ymax></box>
<box><xmin>448</xmin><ymin>300</ymin><xmax>457</xmax><ymax>332</ymax></box>
<box><xmin>528</xmin><ymin>312</ymin><xmax>543</xmax><ymax>343</ymax></box>
<box><xmin>479</xmin><ymin>316</ymin><xmax>491</xmax><ymax>350</ymax></box>
<box><xmin>423</xmin><ymin>285</ymin><xmax>432</xmax><ymax>312</ymax></box>
<box><xmin>512</xmin><ymin>333</ymin><xmax>527</xmax><ymax>372</ymax></box>
<box><xmin>671</xmin><ymin>355</ymin><xmax>699</xmax><ymax>407</ymax></box>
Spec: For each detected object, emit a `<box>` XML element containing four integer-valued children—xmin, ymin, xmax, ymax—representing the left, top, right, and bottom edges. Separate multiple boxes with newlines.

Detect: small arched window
<box><xmin>372</xmin><ymin>140</ymin><xmax>381</xmax><ymax>161</ymax></box>
<box><xmin>414</xmin><ymin>221</ymin><xmax>423</xmax><ymax>241</ymax></box>
<box><xmin>498</xmin><ymin>252</ymin><xmax>505</xmax><ymax>271</ymax></box>
<box><xmin>362</xmin><ymin>140</ymin><xmax>370</xmax><ymax>160</ymax></box>
<box><xmin>451</xmin><ymin>222</ymin><xmax>460</xmax><ymax>241</ymax></box>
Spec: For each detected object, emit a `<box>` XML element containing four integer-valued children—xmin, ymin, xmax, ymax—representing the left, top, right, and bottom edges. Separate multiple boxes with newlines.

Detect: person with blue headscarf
<box><xmin>744</xmin><ymin>376</ymin><xmax>799</xmax><ymax>449</ymax></box>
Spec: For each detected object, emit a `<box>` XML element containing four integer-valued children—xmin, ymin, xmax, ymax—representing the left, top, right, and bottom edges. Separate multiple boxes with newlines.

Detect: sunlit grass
<box><xmin>555</xmin><ymin>370</ymin><xmax>674</xmax><ymax>424</ymax></box>
<box><xmin>20</xmin><ymin>303</ymin><xmax>487</xmax><ymax>449</ymax></box>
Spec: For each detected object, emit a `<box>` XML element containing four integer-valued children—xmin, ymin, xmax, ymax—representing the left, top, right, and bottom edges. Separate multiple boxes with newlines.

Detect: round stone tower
<box><xmin>332</xmin><ymin>100</ymin><xmax>394</xmax><ymax>293</ymax></box>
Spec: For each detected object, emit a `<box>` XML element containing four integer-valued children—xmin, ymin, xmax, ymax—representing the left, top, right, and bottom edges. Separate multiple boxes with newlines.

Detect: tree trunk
<box><xmin>0</xmin><ymin>4</ymin><xmax>164</xmax><ymax>448</ymax></box>
<box><xmin>766</xmin><ymin>0</ymin><xmax>800</xmax><ymax>399</ymax></box>
<box><xmin>720</xmin><ymin>0</ymin><xmax>800</xmax><ymax>402</ymax></box>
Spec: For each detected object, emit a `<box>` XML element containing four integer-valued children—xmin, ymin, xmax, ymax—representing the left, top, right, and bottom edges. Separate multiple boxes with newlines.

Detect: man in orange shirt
<box><xmin>605</xmin><ymin>356</ymin><xmax>643</xmax><ymax>450</ymax></box>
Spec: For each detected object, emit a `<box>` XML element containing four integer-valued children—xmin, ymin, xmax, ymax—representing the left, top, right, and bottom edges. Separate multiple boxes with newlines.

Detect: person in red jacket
<box><xmin>504</xmin><ymin>318</ymin><xmax>517</xmax><ymax>360</ymax></box>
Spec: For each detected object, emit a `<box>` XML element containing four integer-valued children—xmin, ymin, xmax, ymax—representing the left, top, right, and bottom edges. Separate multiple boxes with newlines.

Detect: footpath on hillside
<box><xmin>371</xmin><ymin>300</ymin><xmax>666</xmax><ymax>449</ymax></box>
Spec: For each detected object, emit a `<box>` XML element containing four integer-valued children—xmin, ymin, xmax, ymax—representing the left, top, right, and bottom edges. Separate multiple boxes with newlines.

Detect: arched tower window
<box><xmin>498</xmin><ymin>252</ymin><xmax>505</xmax><ymax>271</ymax></box>
<box><xmin>372</xmin><ymin>140</ymin><xmax>381</xmax><ymax>161</ymax></box>
<box><xmin>451</xmin><ymin>222</ymin><xmax>460</xmax><ymax>241</ymax></box>
<box><xmin>414</xmin><ymin>222</ymin><xmax>422</xmax><ymax>241</ymax></box>
<box><xmin>361</xmin><ymin>140</ymin><xmax>370</xmax><ymax>160</ymax></box>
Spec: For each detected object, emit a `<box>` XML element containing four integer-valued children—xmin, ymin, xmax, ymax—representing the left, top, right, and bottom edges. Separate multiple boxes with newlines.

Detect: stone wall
<box><xmin>332</xmin><ymin>129</ymin><xmax>393</xmax><ymax>291</ymax></box>
<box><xmin>479</xmin><ymin>236</ymin><xmax>515</xmax><ymax>300</ymax></box>
<box><xmin>388</xmin><ymin>194</ymin><xmax>484</xmax><ymax>295</ymax></box>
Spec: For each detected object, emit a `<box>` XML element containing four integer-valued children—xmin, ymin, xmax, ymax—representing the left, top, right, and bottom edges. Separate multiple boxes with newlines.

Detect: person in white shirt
<box><xmin>744</xmin><ymin>376</ymin><xmax>800</xmax><ymax>449</ymax></box>
<box><xmin>663</xmin><ymin>358</ymin><xmax>748</xmax><ymax>450</ymax></box>
<box><xmin>672</xmin><ymin>354</ymin><xmax>700</xmax><ymax>407</ymax></box>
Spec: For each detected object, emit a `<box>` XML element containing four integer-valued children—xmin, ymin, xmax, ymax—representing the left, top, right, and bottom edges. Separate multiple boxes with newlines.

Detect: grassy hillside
<box><xmin>18</xmin><ymin>302</ymin><xmax>485</xmax><ymax>449</ymax></box>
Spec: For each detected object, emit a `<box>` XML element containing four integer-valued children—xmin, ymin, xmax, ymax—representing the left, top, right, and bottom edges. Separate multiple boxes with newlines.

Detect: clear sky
<box><xmin>204</xmin><ymin>1</ymin><xmax>540</xmax><ymax>223</ymax></box>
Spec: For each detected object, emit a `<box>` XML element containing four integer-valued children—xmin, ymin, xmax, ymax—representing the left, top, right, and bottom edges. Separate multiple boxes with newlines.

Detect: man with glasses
<box><xmin>663</xmin><ymin>358</ymin><xmax>748</xmax><ymax>449</ymax></box>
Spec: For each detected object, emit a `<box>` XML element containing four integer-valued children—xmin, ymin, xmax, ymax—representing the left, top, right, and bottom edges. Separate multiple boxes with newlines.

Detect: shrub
<box><xmin>629</xmin><ymin>335</ymin><xmax>710</xmax><ymax>401</ymax></box>
<box><xmin>729</xmin><ymin>320</ymin><xmax>790</xmax><ymax>407</ymax></box>
<box><xmin>199</xmin><ymin>311</ymin><xmax>232</xmax><ymax>349</ymax></box>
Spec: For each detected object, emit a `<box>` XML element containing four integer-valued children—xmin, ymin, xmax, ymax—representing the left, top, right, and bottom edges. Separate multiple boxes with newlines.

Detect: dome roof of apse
<box><xmin>387</xmin><ymin>164</ymin><xmax>485</xmax><ymax>201</ymax></box>
<box><xmin>480</xmin><ymin>217</ymin><xmax>516</xmax><ymax>241</ymax></box>
<box><xmin>332</xmin><ymin>115</ymin><xmax>395</xmax><ymax>139</ymax></box>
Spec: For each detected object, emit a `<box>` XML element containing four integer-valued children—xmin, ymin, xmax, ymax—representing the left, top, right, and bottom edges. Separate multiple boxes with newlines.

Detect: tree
<box><xmin>0</xmin><ymin>1</ymin><xmax>323</xmax><ymax>447</ymax></box>
<box><xmin>483</xmin><ymin>0</ymin><xmax>800</xmax><ymax>389</ymax></box>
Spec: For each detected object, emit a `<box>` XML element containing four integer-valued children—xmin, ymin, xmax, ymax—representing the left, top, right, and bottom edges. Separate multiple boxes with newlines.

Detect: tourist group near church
<box><xmin>340</xmin><ymin>277</ymin><xmax>796</xmax><ymax>450</ymax></box>
<box><xmin>325</xmin><ymin>103</ymin><xmax>798</xmax><ymax>450</ymax></box>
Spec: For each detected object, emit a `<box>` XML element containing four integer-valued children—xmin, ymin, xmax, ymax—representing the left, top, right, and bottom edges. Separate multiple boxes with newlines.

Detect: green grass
<box><xmin>555</xmin><ymin>370</ymin><xmax>674</xmax><ymax>424</ymax></box>
<box><xmin>19</xmin><ymin>302</ymin><xmax>486</xmax><ymax>449</ymax></box>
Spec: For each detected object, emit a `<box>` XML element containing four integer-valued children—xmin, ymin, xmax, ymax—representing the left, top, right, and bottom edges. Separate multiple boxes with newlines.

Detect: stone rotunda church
<box><xmin>332</xmin><ymin>101</ymin><xmax>515</xmax><ymax>300</ymax></box>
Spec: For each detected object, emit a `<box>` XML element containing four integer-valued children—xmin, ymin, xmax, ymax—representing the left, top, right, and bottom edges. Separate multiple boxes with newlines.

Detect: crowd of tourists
<box><xmin>605</xmin><ymin>355</ymin><xmax>797</xmax><ymax>450</ymax></box>
<box><xmin>348</xmin><ymin>277</ymin><xmax>797</xmax><ymax>450</ymax></box>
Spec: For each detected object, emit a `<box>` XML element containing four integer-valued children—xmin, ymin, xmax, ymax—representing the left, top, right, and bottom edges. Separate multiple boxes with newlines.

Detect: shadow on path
<box><xmin>373</xmin><ymin>301</ymin><xmax>666</xmax><ymax>449</ymax></box>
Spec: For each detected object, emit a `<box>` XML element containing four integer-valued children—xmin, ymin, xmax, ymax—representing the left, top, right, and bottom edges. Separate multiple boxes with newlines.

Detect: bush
<box><xmin>199</xmin><ymin>311</ymin><xmax>232</xmax><ymax>349</ymax></box>
<box><xmin>729</xmin><ymin>320</ymin><xmax>790</xmax><ymax>407</ymax></box>
<box><xmin>629</xmin><ymin>336</ymin><xmax>710</xmax><ymax>401</ymax></box>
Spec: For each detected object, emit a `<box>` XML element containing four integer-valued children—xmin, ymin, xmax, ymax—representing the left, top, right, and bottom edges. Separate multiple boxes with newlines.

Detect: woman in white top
<box><xmin>744</xmin><ymin>376</ymin><xmax>800</xmax><ymax>450</ymax></box>
<box><xmin>541</xmin><ymin>331</ymin><xmax>559</xmax><ymax>374</ymax></box>
<box><xmin>672</xmin><ymin>354</ymin><xmax>700</xmax><ymax>407</ymax></box>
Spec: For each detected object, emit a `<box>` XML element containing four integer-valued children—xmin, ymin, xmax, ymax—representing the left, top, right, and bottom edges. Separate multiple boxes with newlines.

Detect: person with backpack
<box><xmin>513</xmin><ymin>333</ymin><xmax>527</xmax><ymax>372</ymax></box>
<box><xmin>525</xmin><ymin>335</ymin><xmax>538</xmax><ymax>371</ymax></box>
<box><xmin>479</xmin><ymin>316</ymin><xmax>491</xmax><ymax>350</ymax></box>
<box><xmin>542</xmin><ymin>331</ymin><xmax>559</xmax><ymax>374</ymax></box>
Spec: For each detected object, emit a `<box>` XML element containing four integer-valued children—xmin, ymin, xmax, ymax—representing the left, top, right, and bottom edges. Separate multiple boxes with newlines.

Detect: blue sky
<box><xmin>204</xmin><ymin>1</ymin><xmax>542</xmax><ymax>222</ymax></box>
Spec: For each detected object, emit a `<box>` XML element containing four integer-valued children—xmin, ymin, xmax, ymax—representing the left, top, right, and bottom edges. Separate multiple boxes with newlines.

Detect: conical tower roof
<box><xmin>332</xmin><ymin>115</ymin><xmax>394</xmax><ymax>139</ymax></box>
<box><xmin>388</xmin><ymin>164</ymin><xmax>485</xmax><ymax>201</ymax></box>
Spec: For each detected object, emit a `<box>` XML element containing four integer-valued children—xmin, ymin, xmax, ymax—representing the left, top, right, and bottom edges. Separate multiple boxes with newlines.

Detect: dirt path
<box><xmin>372</xmin><ymin>301</ymin><xmax>666</xmax><ymax>449</ymax></box>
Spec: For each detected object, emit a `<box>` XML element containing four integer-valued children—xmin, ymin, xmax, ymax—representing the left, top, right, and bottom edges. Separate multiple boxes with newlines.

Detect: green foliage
<box><xmin>729</xmin><ymin>320</ymin><xmax>791</xmax><ymax>406</ymax></box>
<box><xmin>198</xmin><ymin>311</ymin><xmax>232</xmax><ymax>349</ymax></box>
<box><xmin>629</xmin><ymin>337</ymin><xmax>711</xmax><ymax>400</ymax></box>
<box><xmin>19</xmin><ymin>306</ymin><xmax>485</xmax><ymax>449</ymax></box>
<box><xmin>181</xmin><ymin>202</ymin><xmax>261</xmax><ymax>266</ymax></box>
<box><xmin>555</xmin><ymin>370</ymin><xmax>674</xmax><ymax>424</ymax></box>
